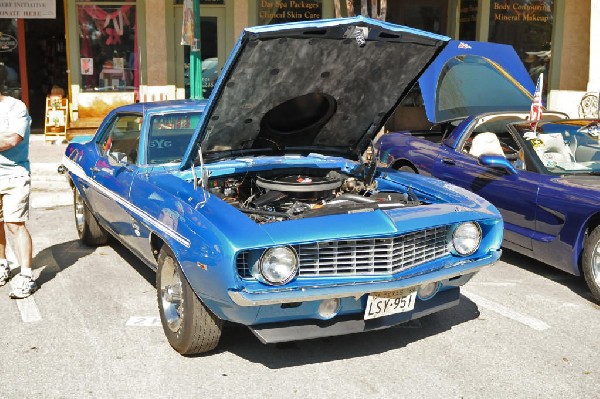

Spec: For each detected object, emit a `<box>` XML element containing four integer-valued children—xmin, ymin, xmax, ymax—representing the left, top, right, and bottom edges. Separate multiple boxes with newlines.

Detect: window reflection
<box><xmin>488</xmin><ymin>0</ymin><xmax>553</xmax><ymax>97</ymax></box>
<box><xmin>0</xmin><ymin>20</ymin><xmax>21</xmax><ymax>99</ymax></box>
<box><xmin>77</xmin><ymin>2</ymin><xmax>138</xmax><ymax>92</ymax></box>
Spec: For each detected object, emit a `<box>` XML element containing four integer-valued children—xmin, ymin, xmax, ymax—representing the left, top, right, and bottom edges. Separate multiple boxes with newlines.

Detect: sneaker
<box><xmin>0</xmin><ymin>263</ymin><xmax>10</xmax><ymax>287</ymax></box>
<box><xmin>9</xmin><ymin>274</ymin><xmax>38</xmax><ymax>299</ymax></box>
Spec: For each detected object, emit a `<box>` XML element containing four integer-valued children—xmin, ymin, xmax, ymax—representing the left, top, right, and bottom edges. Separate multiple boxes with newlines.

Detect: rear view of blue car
<box><xmin>62</xmin><ymin>17</ymin><xmax>503</xmax><ymax>355</ymax></box>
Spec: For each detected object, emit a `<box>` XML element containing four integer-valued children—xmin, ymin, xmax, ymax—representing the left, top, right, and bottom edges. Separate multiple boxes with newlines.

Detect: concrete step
<box><xmin>30</xmin><ymin>162</ymin><xmax>72</xmax><ymax>208</ymax></box>
<box><xmin>30</xmin><ymin>190</ymin><xmax>72</xmax><ymax>209</ymax></box>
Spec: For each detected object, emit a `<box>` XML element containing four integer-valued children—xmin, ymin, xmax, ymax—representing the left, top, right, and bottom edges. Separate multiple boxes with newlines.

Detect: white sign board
<box><xmin>0</xmin><ymin>1</ymin><xmax>56</xmax><ymax>19</ymax></box>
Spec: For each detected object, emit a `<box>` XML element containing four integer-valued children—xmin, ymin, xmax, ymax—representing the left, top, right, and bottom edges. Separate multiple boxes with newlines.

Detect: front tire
<box><xmin>73</xmin><ymin>187</ymin><xmax>109</xmax><ymax>246</ymax></box>
<box><xmin>582</xmin><ymin>226</ymin><xmax>600</xmax><ymax>302</ymax></box>
<box><xmin>157</xmin><ymin>247</ymin><xmax>223</xmax><ymax>355</ymax></box>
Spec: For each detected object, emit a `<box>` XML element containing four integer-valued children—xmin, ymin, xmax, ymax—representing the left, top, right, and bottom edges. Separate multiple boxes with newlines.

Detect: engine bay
<box><xmin>207</xmin><ymin>168</ymin><xmax>421</xmax><ymax>223</ymax></box>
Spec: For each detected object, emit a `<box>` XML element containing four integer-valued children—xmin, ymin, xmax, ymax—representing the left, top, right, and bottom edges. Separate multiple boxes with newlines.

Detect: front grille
<box><xmin>236</xmin><ymin>225</ymin><xmax>450</xmax><ymax>278</ymax></box>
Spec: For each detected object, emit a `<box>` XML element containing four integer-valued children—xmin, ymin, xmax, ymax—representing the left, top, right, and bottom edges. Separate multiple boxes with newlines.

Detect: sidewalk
<box><xmin>29</xmin><ymin>134</ymin><xmax>72</xmax><ymax>209</ymax></box>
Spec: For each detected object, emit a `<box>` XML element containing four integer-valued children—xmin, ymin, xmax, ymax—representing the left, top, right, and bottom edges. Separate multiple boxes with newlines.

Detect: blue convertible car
<box><xmin>377</xmin><ymin>40</ymin><xmax>600</xmax><ymax>302</ymax></box>
<box><xmin>62</xmin><ymin>17</ymin><xmax>503</xmax><ymax>355</ymax></box>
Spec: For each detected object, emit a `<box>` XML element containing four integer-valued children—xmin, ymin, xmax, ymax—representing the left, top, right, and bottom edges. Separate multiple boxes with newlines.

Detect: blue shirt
<box><xmin>0</xmin><ymin>96</ymin><xmax>31</xmax><ymax>177</ymax></box>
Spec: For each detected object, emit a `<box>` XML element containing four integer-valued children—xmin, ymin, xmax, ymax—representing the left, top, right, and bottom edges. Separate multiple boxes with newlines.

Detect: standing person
<box><xmin>0</xmin><ymin>67</ymin><xmax>36</xmax><ymax>298</ymax></box>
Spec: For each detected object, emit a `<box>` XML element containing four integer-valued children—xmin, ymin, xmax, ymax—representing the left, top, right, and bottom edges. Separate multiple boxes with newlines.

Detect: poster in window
<box><xmin>81</xmin><ymin>58</ymin><xmax>93</xmax><ymax>75</ymax></box>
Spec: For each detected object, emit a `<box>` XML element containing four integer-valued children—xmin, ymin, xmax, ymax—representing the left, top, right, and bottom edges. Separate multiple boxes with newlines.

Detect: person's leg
<box><xmin>0</xmin><ymin>195</ymin><xmax>9</xmax><ymax>285</ymax></box>
<box><xmin>3</xmin><ymin>175</ymin><xmax>36</xmax><ymax>297</ymax></box>
<box><xmin>0</xmin><ymin>221</ymin><xmax>9</xmax><ymax>286</ymax></box>
<box><xmin>6</xmin><ymin>221</ymin><xmax>36</xmax><ymax>298</ymax></box>
<box><xmin>4</xmin><ymin>222</ymin><xmax>32</xmax><ymax>272</ymax></box>
<box><xmin>0</xmin><ymin>220</ymin><xmax>6</xmax><ymax>260</ymax></box>
<box><xmin>0</xmin><ymin>193</ymin><xmax>6</xmax><ymax>260</ymax></box>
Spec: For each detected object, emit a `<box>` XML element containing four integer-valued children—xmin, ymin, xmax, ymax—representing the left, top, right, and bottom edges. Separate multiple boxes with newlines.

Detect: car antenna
<box><xmin>191</xmin><ymin>152</ymin><xmax>199</xmax><ymax>190</ymax></box>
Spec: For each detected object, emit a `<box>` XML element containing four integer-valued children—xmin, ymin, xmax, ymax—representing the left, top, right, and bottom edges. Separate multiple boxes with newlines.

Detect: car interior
<box><xmin>461</xmin><ymin>115</ymin><xmax>523</xmax><ymax>163</ymax></box>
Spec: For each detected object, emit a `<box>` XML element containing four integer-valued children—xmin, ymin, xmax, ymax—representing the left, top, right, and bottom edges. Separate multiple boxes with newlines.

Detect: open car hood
<box><xmin>182</xmin><ymin>17</ymin><xmax>449</xmax><ymax>168</ymax></box>
<box><xmin>419</xmin><ymin>40</ymin><xmax>536</xmax><ymax>123</ymax></box>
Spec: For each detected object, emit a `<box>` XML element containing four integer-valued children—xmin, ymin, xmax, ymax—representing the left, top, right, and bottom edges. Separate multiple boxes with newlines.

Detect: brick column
<box><xmin>145</xmin><ymin>0</ymin><xmax>168</xmax><ymax>85</ymax></box>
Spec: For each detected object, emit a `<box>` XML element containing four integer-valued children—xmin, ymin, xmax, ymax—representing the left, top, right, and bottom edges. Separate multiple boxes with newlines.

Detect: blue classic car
<box><xmin>62</xmin><ymin>17</ymin><xmax>503</xmax><ymax>355</ymax></box>
<box><xmin>377</xmin><ymin>40</ymin><xmax>600</xmax><ymax>302</ymax></box>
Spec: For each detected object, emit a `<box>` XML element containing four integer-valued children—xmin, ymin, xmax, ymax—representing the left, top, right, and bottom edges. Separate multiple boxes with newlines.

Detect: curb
<box><xmin>30</xmin><ymin>162</ymin><xmax>72</xmax><ymax>209</ymax></box>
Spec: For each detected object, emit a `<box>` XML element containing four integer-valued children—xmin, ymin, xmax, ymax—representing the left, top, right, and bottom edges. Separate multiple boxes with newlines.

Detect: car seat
<box><xmin>538</xmin><ymin>133</ymin><xmax>574</xmax><ymax>165</ymax></box>
<box><xmin>469</xmin><ymin>132</ymin><xmax>504</xmax><ymax>157</ymax></box>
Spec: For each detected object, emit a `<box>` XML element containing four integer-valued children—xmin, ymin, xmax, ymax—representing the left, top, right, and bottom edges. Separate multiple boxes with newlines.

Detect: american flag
<box><xmin>529</xmin><ymin>73</ymin><xmax>544</xmax><ymax>129</ymax></box>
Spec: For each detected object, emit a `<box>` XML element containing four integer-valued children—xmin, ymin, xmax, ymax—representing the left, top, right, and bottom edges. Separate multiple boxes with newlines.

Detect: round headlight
<box><xmin>256</xmin><ymin>246</ymin><xmax>299</xmax><ymax>285</ymax></box>
<box><xmin>452</xmin><ymin>222</ymin><xmax>482</xmax><ymax>256</ymax></box>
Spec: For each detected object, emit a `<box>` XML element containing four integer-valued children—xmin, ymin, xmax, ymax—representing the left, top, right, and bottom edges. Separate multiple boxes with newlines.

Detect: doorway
<box><xmin>174</xmin><ymin>6</ymin><xmax>226</xmax><ymax>99</ymax></box>
<box><xmin>24</xmin><ymin>1</ymin><xmax>67</xmax><ymax>130</ymax></box>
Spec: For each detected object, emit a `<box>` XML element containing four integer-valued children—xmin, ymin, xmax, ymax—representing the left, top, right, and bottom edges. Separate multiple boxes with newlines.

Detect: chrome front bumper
<box><xmin>228</xmin><ymin>251</ymin><xmax>500</xmax><ymax>306</ymax></box>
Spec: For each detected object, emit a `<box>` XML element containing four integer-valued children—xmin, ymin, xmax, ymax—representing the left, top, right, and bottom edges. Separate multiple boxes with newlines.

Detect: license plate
<box><xmin>364</xmin><ymin>288</ymin><xmax>417</xmax><ymax>320</ymax></box>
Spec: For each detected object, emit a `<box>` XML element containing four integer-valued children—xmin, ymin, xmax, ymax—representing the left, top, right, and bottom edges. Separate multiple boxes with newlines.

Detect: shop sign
<box><xmin>0</xmin><ymin>1</ymin><xmax>56</xmax><ymax>19</ymax></box>
<box><xmin>490</xmin><ymin>1</ymin><xmax>551</xmax><ymax>23</ymax></box>
<box><xmin>258</xmin><ymin>0</ymin><xmax>322</xmax><ymax>25</ymax></box>
<box><xmin>0</xmin><ymin>33</ymin><xmax>17</xmax><ymax>52</ymax></box>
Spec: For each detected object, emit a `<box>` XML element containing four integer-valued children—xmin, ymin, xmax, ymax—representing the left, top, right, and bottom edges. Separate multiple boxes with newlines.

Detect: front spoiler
<box><xmin>228</xmin><ymin>250</ymin><xmax>500</xmax><ymax>306</ymax></box>
<box><xmin>249</xmin><ymin>287</ymin><xmax>461</xmax><ymax>344</ymax></box>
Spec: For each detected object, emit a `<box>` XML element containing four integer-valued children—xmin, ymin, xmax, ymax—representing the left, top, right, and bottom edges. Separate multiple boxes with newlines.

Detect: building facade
<box><xmin>0</xmin><ymin>0</ymin><xmax>597</xmax><ymax>133</ymax></box>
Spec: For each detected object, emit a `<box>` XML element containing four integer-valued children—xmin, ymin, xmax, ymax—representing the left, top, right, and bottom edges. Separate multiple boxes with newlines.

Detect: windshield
<box><xmin>516</xmin><ymin>121</ymin><xmax>600</xmax><ymax>175</ymax></box>
<box><xmin>147</xmin><ymin>112</ymin><xmax>202</xmax><ymax>165</ymax></box>
<box><xmin>435</xmin><ymin>55</ymin><xmax>533</xmax><ymax>121</ymax></box>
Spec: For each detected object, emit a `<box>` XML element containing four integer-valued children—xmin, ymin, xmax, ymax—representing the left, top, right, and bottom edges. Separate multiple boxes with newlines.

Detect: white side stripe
<box><xmin>62</xmin><ymin>156</ymin><xmax>191</xmax><ymax>248</ymax></box>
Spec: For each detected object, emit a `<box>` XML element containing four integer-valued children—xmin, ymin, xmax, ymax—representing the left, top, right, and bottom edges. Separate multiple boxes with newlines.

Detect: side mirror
<box><xmin>108</xmin><ymin>151</ymin><xmax>129</xmax><ymax>166</ymax></box>
<box><xmin>478</xmin><ymin>154</ymin><xmax>518</xmax><ymax>175</ymax></box>
<box><xmin>107</xmin><ymin>151</ymin><xmax>133</xmax><ymax>172</ymax></box>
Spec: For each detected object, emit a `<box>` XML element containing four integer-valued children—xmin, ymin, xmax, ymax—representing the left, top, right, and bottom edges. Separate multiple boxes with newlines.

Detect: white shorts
<box><xmin>0</xmin><ymin>174</ymin><xmax>31</xmax><ymax>223</ymax></box>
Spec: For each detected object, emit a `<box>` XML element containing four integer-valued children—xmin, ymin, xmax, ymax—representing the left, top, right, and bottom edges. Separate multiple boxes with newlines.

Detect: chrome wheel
<box><xmin>156</xmin><ymin>247</ymin><xmax>224</xmax><ymax>354</ymax></box>
<box><xmin>592</xmin><ymin>240</ymin><xmax>600</xmax><ymax>284</ymax></box>
<box><xmin>583</xmin><ymin>227</ymin><xmax>600</xmax><ymax>303</ymax></box>
<box><xmin>74</xmin><ymin>189</ymin><xmax>85</xmax><ymax>235</ymax></box>
<box><xmin>159</xmin><ymin>256</ymin><xmax>184</xmax><ymax>333</ymax></box>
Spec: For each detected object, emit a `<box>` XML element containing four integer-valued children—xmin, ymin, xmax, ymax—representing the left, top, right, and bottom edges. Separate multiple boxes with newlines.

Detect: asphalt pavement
<box><xmin>1</xmin><ymin>133</ymin><xmax>597</xmax><ymax>398</ymax></box>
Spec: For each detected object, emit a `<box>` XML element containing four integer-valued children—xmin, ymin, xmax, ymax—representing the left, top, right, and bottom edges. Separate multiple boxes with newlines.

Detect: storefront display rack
<box><xmin>44</xmin><ymin>95</ymin><xmax>69</xmax><ymax>142</ymax></box>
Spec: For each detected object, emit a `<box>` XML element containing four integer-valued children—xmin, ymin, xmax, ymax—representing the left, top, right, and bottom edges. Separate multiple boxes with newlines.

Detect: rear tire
<box><xmin>73</xmin><ymin>187</ymin><xmax>109</xmax><ymax>246</ymax></box>
<box><xmin>157</xmin><ymin>247</ymin><xmax>223</xmax><ymax>355</ymax></box>
<box><xmin>582</xmin><ymin>226</ymin><xmax>600</xmax><ymax>303</ymax></box>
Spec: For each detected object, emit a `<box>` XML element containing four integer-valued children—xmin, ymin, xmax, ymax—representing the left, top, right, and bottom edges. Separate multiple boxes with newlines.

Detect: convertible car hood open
<box><xmin>418</xmin><ymin>40</ymin><xmax>536</xmax><ymax>123</ymax></box>
<box><xmin>182</xmin><ymin>17</ymin><xmax>449</xmax><ymax>168</ymax></box>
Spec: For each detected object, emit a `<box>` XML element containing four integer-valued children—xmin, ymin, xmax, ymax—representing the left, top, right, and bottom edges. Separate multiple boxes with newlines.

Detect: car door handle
<box><xmin>441</xmin><ymin>157</ymin><xmax>456</xmax><ymax>166</ymax></box>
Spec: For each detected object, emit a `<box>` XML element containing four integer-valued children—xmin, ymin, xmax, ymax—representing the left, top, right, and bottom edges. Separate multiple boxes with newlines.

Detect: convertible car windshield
<box><xmin>516</xmin><ymin>121</ymin><xmax>600</xmax><ymax>174</ymax></box>
<box><xmin>435</xmin><ymin>55</ymin><xmax>533</xmax><ymax>121</ymax></box>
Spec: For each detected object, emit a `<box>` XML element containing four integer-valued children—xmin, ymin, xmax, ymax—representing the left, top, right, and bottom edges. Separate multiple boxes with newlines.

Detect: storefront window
<box><xmin>173</xmin><ymin>0</ymin><xmax>224</xmax><ymax>4</ymax></box>
<box><xmin>488</xmin><ymin>0</ymin><xmax>553</xmax><ymax>95</ymax></box>
<box><xmin>183</xmin><ymin>16</ymin><xmax>219</xmax><ymax>99</ymax></box>
<box><xmin>459</xmin><ymin>0</ymin><xmax>478</xmax><ymax>40</ymax></box>
<box><xmin>386</xmin><ymin>1</ymin><xmax>448</xmax><ymax>35</ymax></box>
<box><xmin>0</xmin><ymin>20</ymin><xmax>21</xmax><ymax>99</ymax></box>
<box><xmin>77</xmin><ymin>2</ymin><xmax>138</xmax><ymax>92</ymax></box>
<box><xmin>256</xmin><ymin>0</ymin><xmax>322</xmax><ymax>25</ymax></box>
